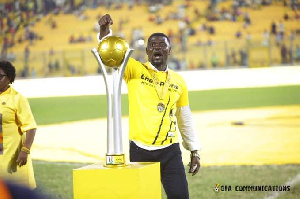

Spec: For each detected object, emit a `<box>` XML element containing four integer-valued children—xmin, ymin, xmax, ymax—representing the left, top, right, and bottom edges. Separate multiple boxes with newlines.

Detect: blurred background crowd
<box><xmin>0</xmin><ymin>0</ymin><xmax>299</xmax><ymax>78</ymax></box>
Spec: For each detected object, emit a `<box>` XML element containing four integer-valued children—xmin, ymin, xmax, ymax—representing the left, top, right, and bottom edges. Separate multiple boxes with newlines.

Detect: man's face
<box><xmin>146</xmin><ymin>36</ymin><xmax>171</xmax><ymax>70</ymax></box>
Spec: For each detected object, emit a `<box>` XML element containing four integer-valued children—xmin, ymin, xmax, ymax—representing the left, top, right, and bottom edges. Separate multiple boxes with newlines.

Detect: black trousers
<box><xmin>130</xmin><ymin>141</ymin><xmax>189</xmax><ymax>199</ymax></box>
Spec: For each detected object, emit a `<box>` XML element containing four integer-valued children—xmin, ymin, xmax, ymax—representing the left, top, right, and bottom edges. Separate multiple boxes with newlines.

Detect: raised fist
<box><xmin>98</xmin><ymin>14</ymin><xmax>113</xmax><ymax>28</ymax></box>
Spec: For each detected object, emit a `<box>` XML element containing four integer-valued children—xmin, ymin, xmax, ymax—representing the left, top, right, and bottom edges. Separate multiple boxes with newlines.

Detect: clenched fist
<box><xmin>98</xmin><ymin>14</ymin><xmax>113</xmax><ymax>39</ymax></box>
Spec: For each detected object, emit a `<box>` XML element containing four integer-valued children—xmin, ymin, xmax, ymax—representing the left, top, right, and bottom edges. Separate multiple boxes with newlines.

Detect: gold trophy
<box><xmin>91</xmin><ymin>36</ymin><xmax>133</xmax><ymax>166</ymax></box>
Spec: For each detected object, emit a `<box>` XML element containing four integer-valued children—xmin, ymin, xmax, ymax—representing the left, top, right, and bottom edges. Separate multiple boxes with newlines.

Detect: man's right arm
<box><xmin>98</xmin><ymin>14</ymin><xmax>113</xmax><ymax>40</ymax></box>
<box><xmin>97</xmin><ymin>13</ymin><xmax>138</xmax><ymax>83</ymax></box>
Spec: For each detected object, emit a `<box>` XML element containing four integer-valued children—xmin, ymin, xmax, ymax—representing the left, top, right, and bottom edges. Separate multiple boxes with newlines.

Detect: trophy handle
<box><xmin>91</xmin><ymin>48</ymin><xmax>113</xmax><ymax>154</ymax></box>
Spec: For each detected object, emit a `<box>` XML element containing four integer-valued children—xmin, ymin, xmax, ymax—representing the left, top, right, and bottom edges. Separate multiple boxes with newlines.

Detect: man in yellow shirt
<box><xmin>98</xmin><ymin>14</ymin><xmax>201</xmax><ymax>199</ymax></box>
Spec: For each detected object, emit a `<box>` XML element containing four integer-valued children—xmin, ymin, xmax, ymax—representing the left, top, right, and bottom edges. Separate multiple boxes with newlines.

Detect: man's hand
<box><xmin>98</xmin><ymin>14</ymin><xmax>113</xmax><ymax>39</ymax></box>
<box><xmin>189</xmin><ymin>151</ymin><xmax>201</xmax><ymax>176</ymax></box>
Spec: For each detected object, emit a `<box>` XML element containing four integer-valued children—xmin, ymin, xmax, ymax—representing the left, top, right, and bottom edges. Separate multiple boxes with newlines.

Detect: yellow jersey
<box><xmin>124</xmin><ymin>58</ymin><xmax>189</xmax><ymax>147</ymax></box>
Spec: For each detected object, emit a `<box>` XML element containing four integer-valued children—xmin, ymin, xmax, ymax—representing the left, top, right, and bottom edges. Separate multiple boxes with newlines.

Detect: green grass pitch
<box><xmin>29</xmin><ymin>85</ymin><xmax>300</xmax><ymax>198</ymax></box>
<box><xmin>33</xmin><ymin>161</ymin><xmax>300</xmax><ymax>199</ymax></box>
<box><xmin>29</xmin><ymin>85</ymin><xmax>300</xmax><ymax>125</ymax></box>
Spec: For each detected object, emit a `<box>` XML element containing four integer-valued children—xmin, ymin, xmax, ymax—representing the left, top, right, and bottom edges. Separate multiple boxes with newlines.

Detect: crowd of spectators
<box><xmin>1</xmin><ymin>0</ymin><xmax>300</xmax><ymax>77</ymax></box>
<box><xmin>69</xmin><ymin>34</ymin><xmax>93</xmax><ymax>44</ymax></box>
<box><xmin>145</xmin><ymin>0</ymin><xmax>299</xmax><ymax>49</ymax></box>
<box><xmin>0</xmin><ymin>1</ymin><xmax>51</xmax><ymax>60</ymax></box>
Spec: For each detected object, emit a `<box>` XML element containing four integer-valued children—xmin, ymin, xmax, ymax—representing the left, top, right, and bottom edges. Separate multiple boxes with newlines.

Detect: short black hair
<box><xmin>0</xmin><ymin>60</ymin><xmax>16</xmax><ymax>83</ymax></box>
<box><xmin>147</xmin><ymin>33</ymin><xmax>171</xmax><ymax>46</ymax></box>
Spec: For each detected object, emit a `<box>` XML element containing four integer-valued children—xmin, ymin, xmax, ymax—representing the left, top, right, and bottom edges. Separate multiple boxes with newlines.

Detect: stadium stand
<box><xmin>0</xmin><ymin>0</ymin><xmax>299</xmax><ymax>77</ymax></box>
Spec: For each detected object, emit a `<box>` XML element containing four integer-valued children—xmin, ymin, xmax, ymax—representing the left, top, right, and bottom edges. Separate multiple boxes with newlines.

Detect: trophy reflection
<box><xmin>91</xmin><ymin>36</ymin><xmax>133</xmax><ymax>166</ymax></box>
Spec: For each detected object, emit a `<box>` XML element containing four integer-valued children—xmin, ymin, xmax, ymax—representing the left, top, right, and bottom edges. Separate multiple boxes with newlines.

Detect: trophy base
<box><xmin>73</xmin><ymin>162</ymin><xmax>161</xmax><ymax>199</ymax></box>
<box><xmin>105</xmin><ymin>153</ymin><xmax>125</xmax><ymax>167</ymax></box>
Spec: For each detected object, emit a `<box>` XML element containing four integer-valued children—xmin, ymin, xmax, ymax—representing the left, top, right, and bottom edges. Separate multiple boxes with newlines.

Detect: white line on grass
<box><xmin>264</xmin><ymin>173</ymin><xmax>300</xmax><ymax>199</ymax></box>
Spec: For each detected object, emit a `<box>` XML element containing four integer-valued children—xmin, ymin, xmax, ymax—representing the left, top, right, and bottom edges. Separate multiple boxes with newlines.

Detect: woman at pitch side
<box><xmin>98</xmin><ymin>14</ymin><xmax>201</xmax><ymax>199</ymax></box>
<box><xmin>0</xmin><ymin>60</ymin><xmax>37</xmax><ymax>189</ymax></box>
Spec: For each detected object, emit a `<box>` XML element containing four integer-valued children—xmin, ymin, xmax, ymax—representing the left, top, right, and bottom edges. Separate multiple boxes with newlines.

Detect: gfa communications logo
<box><xmin>214</xmin><ymin>183</ymin><xmax>220</xmax><ymax>192</ymax></box>
<box><xmin>214</xmin><ymin>183</ymin><xmax>232</xmax><ymax>193</ymax></box>
<box><xmin>214</xmin><ymin>182</ymin><xmax>291</xmax><ymax>193</ymax></box>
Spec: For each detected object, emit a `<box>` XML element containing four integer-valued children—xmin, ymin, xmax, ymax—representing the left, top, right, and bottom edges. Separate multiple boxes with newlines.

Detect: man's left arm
<box><xmin>176</xmin><ymin>106</ymin><xmax>201</xmax><ymax>176</ymax></box>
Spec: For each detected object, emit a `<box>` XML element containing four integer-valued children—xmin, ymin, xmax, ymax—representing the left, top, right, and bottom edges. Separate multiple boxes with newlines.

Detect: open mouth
<box><xmin>153</xmin><ymin>52</ymin><xmax>162</xmax><ymax>59</ymax></box>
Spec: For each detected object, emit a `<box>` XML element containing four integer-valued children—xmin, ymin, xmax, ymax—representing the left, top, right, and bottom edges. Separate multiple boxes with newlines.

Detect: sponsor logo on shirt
<box><xmin>140</xmin><ymin>73</ymin><xmax>179</xmax><ymax>90</ymax></box>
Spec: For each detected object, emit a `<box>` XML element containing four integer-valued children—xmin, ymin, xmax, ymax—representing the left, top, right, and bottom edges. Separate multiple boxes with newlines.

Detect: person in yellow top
<box><xmin>98</xmin><ymin>14</ymin><xmax>201</xmax><ymax>199</ymax></box>
<box><xmin>0</xmin><ymin>60</ymin><xmax>37</xmax><ymax>189</ymax></box>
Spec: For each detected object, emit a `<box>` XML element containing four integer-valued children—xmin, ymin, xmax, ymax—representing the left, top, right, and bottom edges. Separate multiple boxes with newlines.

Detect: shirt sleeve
<box><xmin>123</xmin><ymin>58</ymin><xmax>142</xmax><ymax>83</ymax></box>
<box><xmin>16</xmin><ymin>94</ymin><xmax>37</xmax><ymax>132</ymax></box>
<box><xmin>176</xmin><ymin>76</ymin><xmax>189</xmax><ymax>108</ymax></box>
<box><xmin>176</xmin><ymin>105</ymin><xmax>201</xmax><ymax>152</ymax></box>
